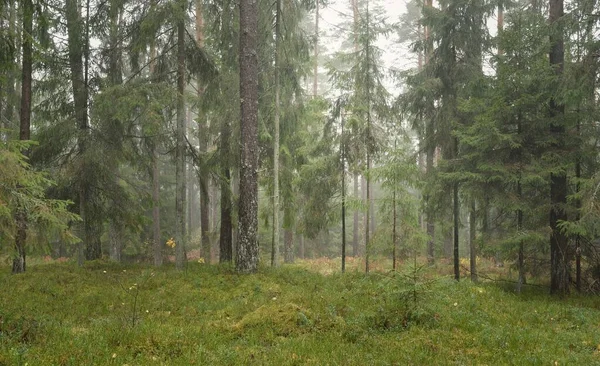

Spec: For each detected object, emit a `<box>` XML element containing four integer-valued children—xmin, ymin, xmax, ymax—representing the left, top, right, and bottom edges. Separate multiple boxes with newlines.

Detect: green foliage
<box><xmin>0</xmin><ymin>140</ymin><xmax>80</xmax><ymax>255</ymax></box>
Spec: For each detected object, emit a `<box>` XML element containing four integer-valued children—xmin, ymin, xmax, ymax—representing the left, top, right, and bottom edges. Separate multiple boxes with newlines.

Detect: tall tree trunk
<box><xmin>425</xmin><ymin>120</ymin><xmax>435</xmax><ymax>264</ymax></box>
<box><xmin>175</xmin><ymin>5</ymin><xmax>187</xmax><ymax>270</ymax></box>
<box><xmin>352</xmin><ymin>173</ymin><xmax>359</xmax><ymax>256</ymax></box>
<box><xmin>107</xmin><ymin>0</ymin><xmax>124</xmax><ymax>263</ymax></box>
<box><xmin>148</xmin><ymin>16</ymin><xmax>162</xmax><ymax>266</ymax></box>
<box><xmin>196</xmin><ymin>0</ymin><xmax>210</xmax><ymax>262</ymax></box>
<box><xmin>237</xmin><ymin>0</ymin><xmax>259</xmax><ymax>273</ymax></box>
<box><xmin>341</xmin><ymin>112</ymin><xmax>346</xmax><ymax>272</ymax></box>
<box><xmin>424</xmin><ymin>0</ymin><xmax>435</xmax><ymax>265</ymax></box>
<box><xmin>66</xmin><ymin>0</ymin><xmax>100</xmax><ymax>264</ymax></box>
<box><xmin>12</xmin><ymin>0</ymin><xmax>33</xmax><ymax>274</ymax></box>
<box><xmin>549</xmin><ymin>0</ymin><xmax>569</xmax><ymax>295</ymax></box>
<box><xmin>271</xmin><ymin>0</ymin><xmax>281</xmax><ymax>267</ymax></box>
<box><xmin>392</xmin><ymin>141</ymin><xmax>397</xmax><ymax>271</ymax></box>
<box><xmin>219</xmin><ymin>111</ymin><xmax>233</xmax><ymax>262</ymax></box>
<box><xmin>313</xmin><ymin>0</ymin><xmax>319</xmax><ymax>97</ymax></box>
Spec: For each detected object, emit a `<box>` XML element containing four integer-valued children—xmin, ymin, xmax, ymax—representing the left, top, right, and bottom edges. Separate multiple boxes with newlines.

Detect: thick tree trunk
<box><xmin>237</xmin><ymin>0</ymin><xmax>260</xmax><ymax>273</ymax></box>
<box><xmin>175</xmin><ymin>8</ymin><xmax>187</xmax><ymax>270</ymax></box>
<box><xmin>549</xmin><ymin>0</ymin><xmax>569</xmax><ymax>295</ymax></box>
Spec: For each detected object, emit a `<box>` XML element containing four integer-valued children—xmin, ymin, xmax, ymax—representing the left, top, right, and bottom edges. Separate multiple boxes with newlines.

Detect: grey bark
<box><xmin>175</xmin><ymin>6</ymin><xmax>187</xmax><ymax>269</ymax></box>
<box><xmin>237</xmin><ymin>0</ymin><xmax>260</xmax><ymax>273</ymax></box>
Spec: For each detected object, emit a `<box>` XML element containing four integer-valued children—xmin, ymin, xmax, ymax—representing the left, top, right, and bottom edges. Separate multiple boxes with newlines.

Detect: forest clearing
<box><xmin>2</xmin><ymin>0</ymin><xmax>600</xmax><ymax>364</ymax></box>
<box><xmin>1</xmin><ymin>258</ymin><xmax>600</xmax><ymax>365</ymax></box>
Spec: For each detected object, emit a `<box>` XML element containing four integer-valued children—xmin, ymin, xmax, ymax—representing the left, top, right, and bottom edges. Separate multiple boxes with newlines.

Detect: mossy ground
<box><xmin>1</xmin><ymin>257</ymin><xmax>599</xmax><ymax>365</ymax></box>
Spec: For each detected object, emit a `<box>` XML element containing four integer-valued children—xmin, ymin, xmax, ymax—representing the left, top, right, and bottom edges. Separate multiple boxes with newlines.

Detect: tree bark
<box><xmin>175</xmin><ymin>4</ymin><xmax>187</xmax><ymax>270</ymax></box>
<box><xmin>219</xmin><ymin>118</ymin><xmax>233</xmax><ymax>262</ymax></box>
<box><xmin>237</xmin><ymin>0</ymin><xmax>260</xmax><ymax>273</ymax></box>
<box><xmin>353</xmin><ymin>173</ymin><xmax>359</xmax><ymax>256</ymax></box>
<box><xmin>453</xmin><ymin>180</ymin><xmax>460</xmax><ymax>281</ymax></box>
<box><xmin>196</xmin><ymin>0</ymin><xmax>210</xmax><ymax>262</ymax></box>
<box><xmin>341</xmin><ymin>112</ymin><xmax>346</xmax><ymax>272</ymax></box>
<box><xmin>271</xmin><ymin>0</ymin><xmax>282</xmax><ymax>267</ymax></box>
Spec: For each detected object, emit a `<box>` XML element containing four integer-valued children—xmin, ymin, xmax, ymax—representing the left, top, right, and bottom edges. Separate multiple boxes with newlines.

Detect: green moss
<box><xmin>1</xmin><ymin>261</ymin><xmax>599</xmax><ymax>365</ymax></box>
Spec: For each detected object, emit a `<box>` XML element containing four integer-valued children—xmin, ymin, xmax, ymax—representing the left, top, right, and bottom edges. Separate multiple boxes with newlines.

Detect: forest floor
<box><xmin>1</xmin><ymin>257</ymin><xmax>599</xmax><ymax>365</ymax></box>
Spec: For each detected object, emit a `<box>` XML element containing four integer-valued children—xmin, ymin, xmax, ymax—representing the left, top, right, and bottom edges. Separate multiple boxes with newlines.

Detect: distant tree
<box><xmin>548</xmin><ymin>0</ymin><xmax>569</xmax><ymax>294</ymax></box>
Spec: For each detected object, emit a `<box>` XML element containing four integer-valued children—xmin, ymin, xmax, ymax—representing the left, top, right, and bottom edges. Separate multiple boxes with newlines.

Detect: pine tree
<box><xmin>237</xmin><ymin>0</ymin><xmax>260</xmax><ymax>273</ymax></box>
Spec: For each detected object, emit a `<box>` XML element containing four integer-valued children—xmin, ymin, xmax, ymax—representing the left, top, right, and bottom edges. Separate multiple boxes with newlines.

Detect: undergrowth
<box><xmin>0</xmin><ymin>259</ymin><xmax>599</xmax><ymax>365</ymax></box>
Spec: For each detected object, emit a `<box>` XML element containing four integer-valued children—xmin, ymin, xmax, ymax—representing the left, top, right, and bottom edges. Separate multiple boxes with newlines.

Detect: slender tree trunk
<box><xmin>196</xmin><ymin>0</ymin><xmax>210</xmax><ymax>261</ymax></box>
<box><xmin>219</xmin><ymin>162</ymin><xmax>233</xmax><ymax>262</ymax></box>
<box><xmin>237</xmin><ymin>0</ymin><xmax>260</xmax><ymax>273</ymax></box>
<box><xmin>392</xmin><ymin>141</ymin><xmax>397</xmax><ymax>271</ymax></box>
<box><xmin>517</xmin><ymin>180</ymin><xmax>525</xmax><ymax>293</ymax></box>
<box><xmin>497</xmin><ymin>2</ymin><xmax>504</xmax><ymax>56</ymax></box>
<box><xmin>549</xmin><ymin>0</ymin><xmax>569</xmax><ymax>295</ymax></box>
<box><xmin>219</xmin><ymin>107</ymin><xmax>233</xmax><ymax>262</ymax></box>
<box><xmin>313</xmin><ymin>0</ymin><xmax>319</xmax><ymax>97</ymax></box>
<box><xmin>352</xmin><ymin>173</ymin><xmax>359</xmax><ymax>256</ymax></box>
<box><xmin>426</xmin><ymin>121</ymin><xmax>435</xmax><ymax>264</ymax></box>
<box><xmin>369</xmin><ymin>183</ymin><xmax>375</xmax><ymax>235</ymax></box>
<box><xmin>271</xmin><ymin>0</ymin><xmax>282</xmax><ymax>267</ymax></box>
<box><xmin>453</xmin><ymin>180</ymin><xmax>460</xmax><ymax>281</ymax></box>
<box><xmin>424</xmin><ymin>0</ymin><xmax>435</xmax><ymax>265</ymax></box>
<box><xmin>575</xmin><ymin>133</ymin><xmax>581</xmax><ymax>292</ymax></box>
<box><xmin>175</xmin><ymin>4</ymin><xmax>187</xmax><ymax>270</ymax></box>
<box><xmin>341</xmin><ymin>112</ymin><xmax>346</xmax><ymax>272</ymax></box>
<box><xmin>152</xmin><ymin>148</ymin><xmax>162</xmax><ymax>265</ymax></box>
<box><xmin>147</xmin><ymin>15</ymin><xmax>162</xmax><ymax>266</ymax></box>
<box><xmin>469</xmin><ymin>200</ymin><xmax>477</xmax><ymax>282</ymax></box>
<box><xmin>12</xmin><ymin>0</ymin><xmax>33</xmax><ymax>274</ymax></box>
